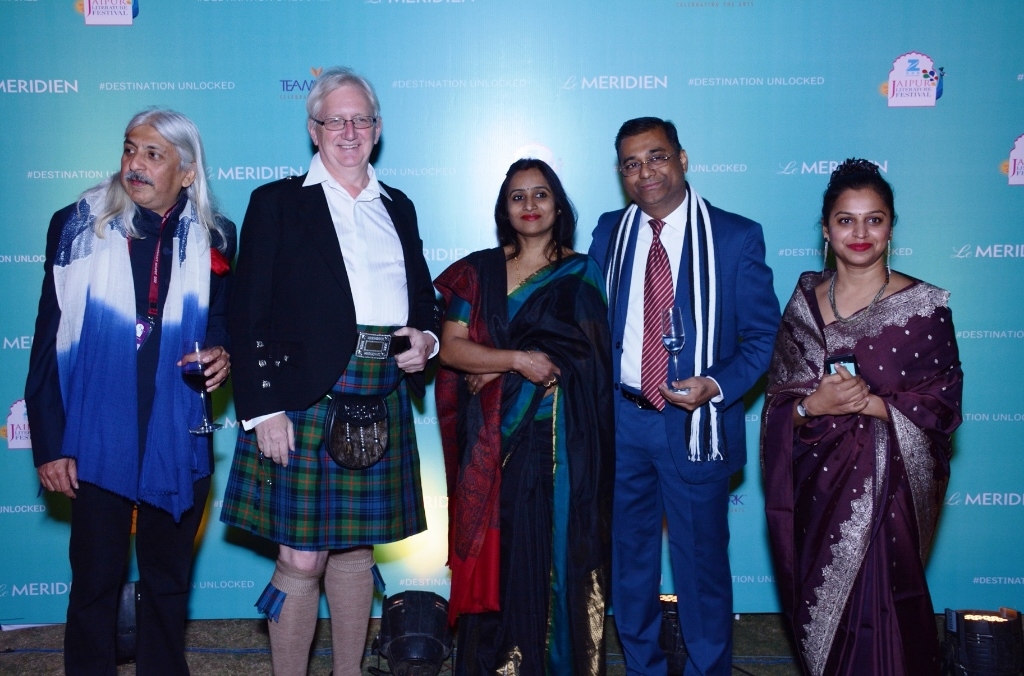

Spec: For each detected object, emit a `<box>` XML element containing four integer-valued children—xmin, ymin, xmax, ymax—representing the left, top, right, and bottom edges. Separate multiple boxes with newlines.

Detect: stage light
<box><xmin>942</xmin><ymin>607</ymin><xmax>1023</xmax><ymax>675</ymax></box>
<box><xmin>372</xmin><ymin>591</ymin><xmax>453</xmax><ymax>676</ymax></box>
<box><xmin>659</xmin><ymin>594</ymin><xmax>688</xmax><ymax>675</ymax></box>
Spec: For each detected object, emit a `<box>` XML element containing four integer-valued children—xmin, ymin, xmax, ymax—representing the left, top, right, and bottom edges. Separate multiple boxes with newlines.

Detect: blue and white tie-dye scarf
<box><xmin>54</xmin><ymin>197</ymin><xmax>211</xmax><ymax>520</ymax></box>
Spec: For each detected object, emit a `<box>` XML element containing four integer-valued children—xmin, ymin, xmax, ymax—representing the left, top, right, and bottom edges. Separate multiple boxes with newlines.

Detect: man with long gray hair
<box><xmin>25</xmin><ymin>108</ymin><xmax>235</xmax><ymax>674</ymax></box>
<box><xmin>222</xmin><ymin>66</ymin><xmax>439</xmax><ymax>675</ymax></box>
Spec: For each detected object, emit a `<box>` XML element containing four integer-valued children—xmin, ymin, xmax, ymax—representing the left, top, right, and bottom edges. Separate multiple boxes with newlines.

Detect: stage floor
<box><xmin>0</xmin><ymin>613</ymin><xmax>813</xmax><ymax>675</ymax></box>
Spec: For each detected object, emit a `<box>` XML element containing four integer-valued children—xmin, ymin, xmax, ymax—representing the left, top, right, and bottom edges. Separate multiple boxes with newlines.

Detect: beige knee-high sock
<box><xmin>324</xmin><ymin>547</ymin><xmax>375</xmax><ymax>676</ymax></box>
<box><xmin>267</xmin><ymin>559</ymin><xmax>325</xmax><ymax>676</ymax></box>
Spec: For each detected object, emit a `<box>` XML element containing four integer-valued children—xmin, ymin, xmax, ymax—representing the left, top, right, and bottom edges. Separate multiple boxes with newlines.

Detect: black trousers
<box><xmin>64</xmin><ymin>477</ymin><xmax>210</xmax><ymax>676</ymax></box>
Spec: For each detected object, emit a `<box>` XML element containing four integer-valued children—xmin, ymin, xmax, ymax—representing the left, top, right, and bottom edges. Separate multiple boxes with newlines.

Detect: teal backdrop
<box><xmin>1</xmin><ymin>0</ymin><xmax>1022</xmax><ymax>624</ymax></box>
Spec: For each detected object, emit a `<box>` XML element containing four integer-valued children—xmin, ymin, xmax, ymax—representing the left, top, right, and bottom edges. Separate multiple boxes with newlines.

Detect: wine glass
<box><xmin>661</xmin><ymin>307</ymin><xmax>690</xmax><ymax>395</ymax></box>
<box><xmin>182</xmin><ymin>341</ymin><xmax>222</xmax><ymax>434</ymax></box>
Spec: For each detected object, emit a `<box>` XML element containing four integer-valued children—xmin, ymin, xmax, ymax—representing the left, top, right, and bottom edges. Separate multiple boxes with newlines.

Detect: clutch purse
<box><xmin>324</xmin><ymin>394</ymin><xmax>389</xmax><ymax>470</ymax></box>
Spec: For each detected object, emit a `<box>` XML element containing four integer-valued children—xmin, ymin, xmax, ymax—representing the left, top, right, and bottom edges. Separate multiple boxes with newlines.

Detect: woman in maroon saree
<box><xmin>762</xmin><ymin>160</ymin><xmax>963</xmax><ymax>676</ymax></box>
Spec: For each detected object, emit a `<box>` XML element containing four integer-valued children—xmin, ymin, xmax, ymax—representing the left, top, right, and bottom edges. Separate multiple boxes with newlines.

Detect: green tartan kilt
<box><xmin>220</xmin><ymin>357</ymin><xmax>426</xmax><ymax>550</ymax></box>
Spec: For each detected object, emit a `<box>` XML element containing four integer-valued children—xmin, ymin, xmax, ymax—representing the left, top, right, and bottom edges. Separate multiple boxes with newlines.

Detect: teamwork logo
<box><xmin>80</xmin><ymin>0</ymin><xmax>138</xmax><ymax>26</ymax></box>
<box><xmin>279</xmin><ymin>67</ymin><xmax>322</xmax><ymax>96</ymax></box>
<box><xmin>886</xmin><ymin>52</ymin><xmax>944</xmax><ymax>107</ymax></box>
<box><xmin>5</xmin><ymin>400</ymin><xmax>31</xmax><ymax>450</ymax></box>
<box><xmin>1007</xmin><ymin>134</ymin><xmax>1024</xmax><ymax>186</ymax></box>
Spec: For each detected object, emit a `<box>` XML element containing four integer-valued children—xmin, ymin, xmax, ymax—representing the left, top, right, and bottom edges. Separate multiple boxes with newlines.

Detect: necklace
<box><xmin>512</xmin><ymin>246</ymin><xmax>562</xmax><ymax>290</ymax></box>
<box><xmin>828</xmin><ymin>268</ymin><xmax>890</xmax><ymax>324</ymax></box>
<box><xmin>512</xmin><ymin>253</ymin><xmax>545</xmax><ymax>289</ymax></box>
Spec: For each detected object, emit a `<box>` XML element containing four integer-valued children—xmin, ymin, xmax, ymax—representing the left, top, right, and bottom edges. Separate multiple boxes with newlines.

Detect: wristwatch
<box><xmin>796</xmin><ymin>398</ymin><xmax>811</xmax><ymax>418</ymax></box>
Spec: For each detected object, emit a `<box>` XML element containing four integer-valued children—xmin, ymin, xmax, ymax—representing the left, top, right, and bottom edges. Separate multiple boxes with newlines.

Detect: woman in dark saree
<box><xmin>435</xmin><ymin>159</ymin><xmax>614</xmax><ymax>675</ymax></box>
<box><xmin>762</xmin><ymin>159</ymin><xmax>963</xmax><ymax>676</ymax></box>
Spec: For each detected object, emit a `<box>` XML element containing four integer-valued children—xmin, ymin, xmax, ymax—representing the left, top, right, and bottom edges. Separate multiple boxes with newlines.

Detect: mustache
<box><xmin>123</xmin><ymin>170</ymin><xmax>154</xmax><ymax>186</ymax></box>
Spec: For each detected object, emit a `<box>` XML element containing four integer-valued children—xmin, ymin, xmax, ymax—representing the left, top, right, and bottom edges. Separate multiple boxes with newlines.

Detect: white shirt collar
<box><xmin>645</xmin><ymin>191</ymin><xmax>689</xmax><ymax>232</ymax></box>
<box><xmin>303</xmin><ymin>153</ymin><xmax>391</xmax><ymax>201</ymax></box>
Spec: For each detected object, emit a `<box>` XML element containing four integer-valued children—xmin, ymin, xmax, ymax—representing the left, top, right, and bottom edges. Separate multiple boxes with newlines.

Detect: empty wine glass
<box><xmin>661</xmin><ymin>307</ymin><xmax>690</xmax><ymax>395</ymax></box>
<box><xmin>181</xmin><ymin>341</ymin><xmax>222</xmax><ymax>434</ymax></box>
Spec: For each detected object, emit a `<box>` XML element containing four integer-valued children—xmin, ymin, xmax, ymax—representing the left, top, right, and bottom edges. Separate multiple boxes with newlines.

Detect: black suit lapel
<box><xmin>298</xmin><ymin>182</ymin><xmax>352</xmax><ymax>293</ymax></box>
<box><xmin>381</xmin><ymin>190</ymin><xmax>413</xmax><ymax>252</ymax></box>
<box><xmin>380</xmin><ymin>185</ymin><xmax>419</xmax><ymax>314</ymax></box>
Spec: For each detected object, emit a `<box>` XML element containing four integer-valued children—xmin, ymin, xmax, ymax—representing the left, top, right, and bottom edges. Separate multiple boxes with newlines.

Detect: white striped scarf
<box><xmin>605</xmin><ymin>187</ymin><xmax>723</xmax><ymax>461</ymax></box>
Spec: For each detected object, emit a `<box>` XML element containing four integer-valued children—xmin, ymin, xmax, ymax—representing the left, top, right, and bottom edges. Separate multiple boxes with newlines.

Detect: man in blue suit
<box><xmin>589</xmin><ymin>117</ymin><xmax>780</xmax><ymax>675</ymax></box>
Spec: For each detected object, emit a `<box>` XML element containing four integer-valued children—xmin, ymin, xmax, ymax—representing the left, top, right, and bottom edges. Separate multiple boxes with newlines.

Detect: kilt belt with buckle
<box><xmin>355</xmin><ymin>331</ymin><xmax>411</xmax><ymax>360</ymax></box>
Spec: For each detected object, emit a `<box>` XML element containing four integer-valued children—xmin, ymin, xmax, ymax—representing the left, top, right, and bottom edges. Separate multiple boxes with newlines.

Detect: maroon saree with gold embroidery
<box><xmin>762</xmin><ymin>271</ymin><xmax>963</xmax><ymax>676</ymax></box>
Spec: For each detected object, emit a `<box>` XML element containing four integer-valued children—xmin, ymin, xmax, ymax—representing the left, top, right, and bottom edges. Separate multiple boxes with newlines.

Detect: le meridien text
<box><xmin>0</xmin><ymin>79</ymin><xmax>77</xmax><ymax>93</ymax></box>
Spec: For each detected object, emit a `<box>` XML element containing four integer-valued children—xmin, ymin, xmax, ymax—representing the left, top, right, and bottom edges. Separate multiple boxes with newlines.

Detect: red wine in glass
<box><xmin>181</xmin><ymin>367</ymin><xmax>207</xmax><ymax>393</ymax></box>
<box><xmin>182</xmin><ymin>341</ymin><xmax>222</xmax><ymax>434</ymax></box>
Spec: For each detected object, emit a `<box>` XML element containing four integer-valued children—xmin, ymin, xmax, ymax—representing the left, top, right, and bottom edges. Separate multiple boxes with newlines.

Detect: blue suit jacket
<box><xmin>589</xmin><ymin>199</ymin><xmax>781</xmax><ymax>483</ymax></box>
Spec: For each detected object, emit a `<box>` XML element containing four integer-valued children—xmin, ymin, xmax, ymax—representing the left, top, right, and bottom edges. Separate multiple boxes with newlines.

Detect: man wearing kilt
<box><xmin>220</xmin><ymin>67</ymin><xmax>440</xmax><ymax>676</ymax></box>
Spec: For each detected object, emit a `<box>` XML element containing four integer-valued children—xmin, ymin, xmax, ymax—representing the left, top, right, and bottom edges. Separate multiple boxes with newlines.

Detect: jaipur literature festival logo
<box><xmin>884</xmin><ymin>52</ymin><xmax>944</xmax><ymax>107</ymax></box>
<box><xmin>4</xmin><ymin>400</ymin><xmax>31</xmax><ymax>450</ymax></box>
<box><xmin>78</xmin><ymin>0</ymin><xmax>138</xmax><ymax>26</ymax></box>
<box><xmin>1005</xmin><ymin>134</ymin><xmax>1024</xmax><ymax>186</ymax></box>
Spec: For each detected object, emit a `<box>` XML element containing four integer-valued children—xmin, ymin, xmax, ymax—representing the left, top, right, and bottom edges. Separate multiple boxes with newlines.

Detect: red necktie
<box><xmin>641</xmin><ymin>218</ymin><xmax>674</xmax><ymax>411</ymax></box>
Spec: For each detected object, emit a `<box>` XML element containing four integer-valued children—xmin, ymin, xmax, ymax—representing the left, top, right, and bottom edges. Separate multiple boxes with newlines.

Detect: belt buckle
<box><xmin>355</xmin><ymin>332</ymin><xmax>391</xmax><ymax>360</ymax></box>
<box><xmin>622</xmin><ymin>388</ymin><xmax>655</xmax><ymax>411</ymax></box>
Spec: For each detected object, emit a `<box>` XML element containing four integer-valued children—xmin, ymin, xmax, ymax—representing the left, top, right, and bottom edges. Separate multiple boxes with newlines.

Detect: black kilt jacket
<box><xmin>228</xmin><ymin>175</ymin><xmax>440</xmax><ymax>421</ymax></box>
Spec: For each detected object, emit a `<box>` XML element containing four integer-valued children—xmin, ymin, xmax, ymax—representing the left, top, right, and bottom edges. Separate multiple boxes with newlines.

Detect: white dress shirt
<box><xmin>306</xmin><ymin>154</ymin><xmax>409</xmax><ymax>325</ymax></box>
<box><xmin>620</xmin><ymin>196</ymin><xmax>723</xmax><ymax>401</ymax></box>
<box><xmin>621</xmin><ymin>198</ymin><xmax>687</xmax><ymax>388</ymax></box>
<box><xmin>243</xmin><ymin>154</ymin><xmax>437</xmax><ymax>430</ymax></box>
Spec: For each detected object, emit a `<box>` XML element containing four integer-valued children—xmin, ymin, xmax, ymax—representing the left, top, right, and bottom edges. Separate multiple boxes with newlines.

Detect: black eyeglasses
<box><xmin>618</xmin><ymin>152</ymin><xmax>678</xmax><ymax>177</ymax></box>
<box><xmin>311</xmin><ymin>115</ymin><xmax>377</xmax><ymax>131</ymax></box>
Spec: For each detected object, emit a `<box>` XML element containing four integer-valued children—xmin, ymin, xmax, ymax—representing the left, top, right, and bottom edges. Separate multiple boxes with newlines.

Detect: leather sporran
<box><xmin>324</xmin><ymin>394</ymin><xmax>389</xmax><ymax>470</ymax></box>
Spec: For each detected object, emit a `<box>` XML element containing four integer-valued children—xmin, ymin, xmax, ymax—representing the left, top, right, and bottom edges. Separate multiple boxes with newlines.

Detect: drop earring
<box><xmin>887</xmin><ymin>239</ymin><xmax>892</xmax><ymax>275</ymax></box>
<box><xmin>823</xmin><ymin>239</ymin><xmax>830</xmax><ymax>271</ymax></box>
